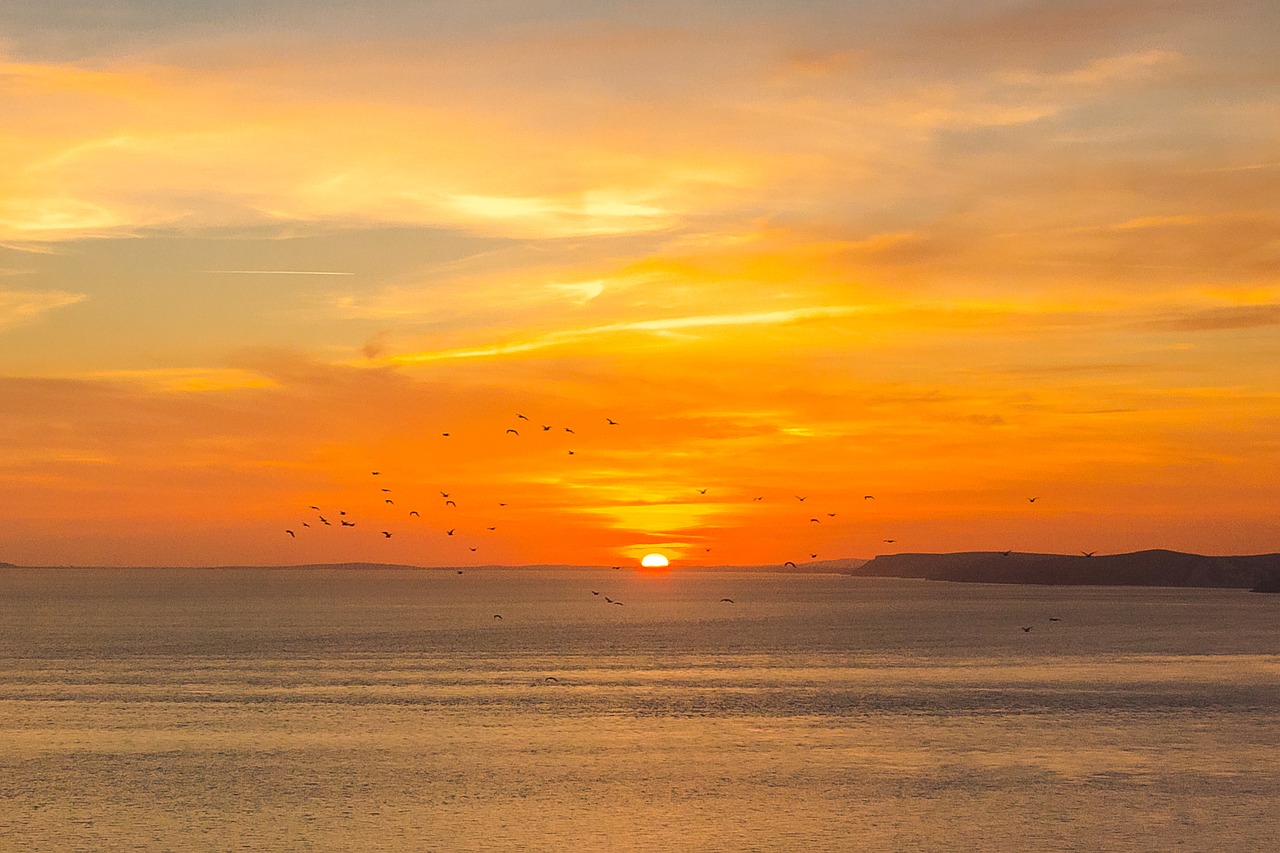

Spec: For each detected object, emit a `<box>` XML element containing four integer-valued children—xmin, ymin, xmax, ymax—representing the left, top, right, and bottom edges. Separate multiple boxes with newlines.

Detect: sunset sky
<box><xmin>2</xmin><ymin>0</ymin><xmax>1278</xmax><ymax>566</ymax></box>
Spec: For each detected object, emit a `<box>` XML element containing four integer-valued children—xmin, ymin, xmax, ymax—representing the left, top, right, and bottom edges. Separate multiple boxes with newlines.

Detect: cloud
<box><xmin>1150</xmin><ymin>303</ymin><xmax>1280</xmax><ymax>331</ymax></box>
<box><xmin>0</xmin><ymin>289</ymin><xmax>84</xmax><ymax>327</ymax></box>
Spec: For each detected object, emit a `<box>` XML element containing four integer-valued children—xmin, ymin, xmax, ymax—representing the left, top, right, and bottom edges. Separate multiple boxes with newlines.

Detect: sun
<box><xmin>640</xmin><ymin>553</ymin><xmax>669</xmax><ymax>568</ymax></box>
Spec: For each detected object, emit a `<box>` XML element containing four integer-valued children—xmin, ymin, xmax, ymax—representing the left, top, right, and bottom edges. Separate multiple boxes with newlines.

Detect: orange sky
<box><xmin>2</xmin><ymin>1</ymin><xmax>1278</xmax><ymax>566</ymax></box>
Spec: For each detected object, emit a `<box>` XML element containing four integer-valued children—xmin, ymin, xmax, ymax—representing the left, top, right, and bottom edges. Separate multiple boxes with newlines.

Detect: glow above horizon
<box><xmin>1</xmin><ymin>1</ymin><xmax>1278</xmax><ymax>567</ymax></box>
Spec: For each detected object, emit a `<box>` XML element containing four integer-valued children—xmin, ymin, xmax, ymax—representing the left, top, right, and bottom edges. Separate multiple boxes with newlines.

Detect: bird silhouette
<box><xmin>380</xmin><ymin>488</ymin><xmax>391</xmax><ymax>492</ymax></box>
<box><xmin>606</xmin><ymin>418</ymin><xmax>618</xmax><ymax>425</ymax></box>
<box><xmin>1021</xmin><ymin>626</ymin><xmax>1033</xmax><ymax>632</ymax></box>
<box><xmin>371</xmin><ymin>472</ymin><xmax>380</xmax><ymax>476</ymax></box>
<box><xmin>591</xmin><ymin>591</ymin><xmax>600</xmax><ymax>596</ymax></box>
<box><xmin>1028</xmin><ymin>497</ymin><xmax>1039</xmax><ymax>503</ymax></box>
<box><xmin>612</xmin><ymin>601</ymin><xmax>623</xmax><ymax>606</ymax></box>
<box><xmin>863</xmin><ymin>495</ymin><xmax>875</xmax><ymax>500</ymax></box>
<box><xmin>409</xmin><ymin>511</ymin><xmax>419</xmax><ymax>517</ymax></box>
<box><xmin>506</xmin><ymin>429</ymin><xmax>519</xmax><ymax>436</ymax></box>
<box><xmin>697</xmin><ymin>488</ymin><xmax>708</xmax><ymax>494</ymax></box>
<box><xmin>1049</xmin><ymin>617</ymin><xmax>1062</xmax><ymax>622</ymax></box>
<box><xmin>809</xmin><ymin>518</ymin><xmax>820</xmax><ymax>523</ymax></box>
<box><xmin>1081</xmin><ymin>551</ymin><xmax>1096</xmax><ymax>557</ymax></box>
<box><xmin>605</xmin><ymin>597</ymin><xmax>614</xmax><ymax>603</ymax></box>
<box><xmin>341</xmin><ymin>520</ymin><xmax>356</xmax><ymax>527</ymax></box>
<box><xmin>302</xmin><ymin>522</ymin><xmax>310</xmax><ymax>527</ymax></box>
<box><xmin>542</xmin><ymin>425</ymin><xmax>552</xmax><ymax>431</ymax></box>
<box><xmin>285</xmin><ymin>529</ymin><xmax>295</xmax><ymax>537</ymax></box>
<box><xmin>883</xmin><ymin>539</ymin><xmax>895</xmax><ymax>543</ymax></box>
<box><xmin>809</xmin><ymin>553</ymin><xmax>818</xmax><ymax>558</ymax></box>
<box><xmin>517</xmin><ymin>414</ymin><xmax>529</xmax><ymax>420</ymax></box>
<box><xmin>487</xmin><ymin>526</ymin><xmax>496</xmax><ymax>531</ymax></box>
<box><xmin>381</xmin><ymin>531</ymin><xmax>392</xmax><ymax>538</ymax></box>
<box><xmin>445</xmin><ymin>500</ymin><xmax>456</xmax><ymax>507</ymax></box>
<box><xmin>442</xmin><ymin>432</ymin><xmax>450</xmax><ymax>437</ymax></box>
<box><xmin>564</xmin><ymin>427</ymin><xmax>574</xmax><ymax>434</ymax></box>
<box><xmin>720</xmin><ymin>598</ymin><xmax>734</xmax><ymax>603</ymax></box>
<box><xmin>309</xmin><ymin>505</ymin><xmax>320</xmax><ymax>510</ymax></box>
<box><xmin>319</xmin><ymin>516</ymin><xmax>330</xmax><ymax>525</ymax></box>
<box><xmin>753</xmin><ymin>496</ymin><xmax>763</xmax><ymax>501</ymax></box>
<box><xmin>456</xmin><ymin>570</ymin><xmax>463</xmax><ymax>575</ymax></box>
<box><xmin>544</xmin><ymin>676</ymin><xmax>558</xmax><ymax>682</ymax></box>
<box><xmin>493</xmin><ymin>614</ymin><xmax>502</xmax><ymax>620</ymax></box>
<box><xmin>568</xmin><ymin>450</ymin><xmax>575</xmax><ymax>455</ymax></box>
<box><xmin>783</xmin><ymin>561</ymin><xmax>798</xmax><ymax>569</ymax></box>
<box><xmin>795</xmin><ymin>495</ymin><xmax>807</xmax><ymax>502</ymax></box>
<box><xmin>446</xmin><ymin>529</ymin><xmax>455</xmax><ymax>536</ymax></box>
<box><xmin>469</xmin><ymin>547</ymin><xmax>477</xmax><ymax>552</ymax></box>
<box><xmin>385</xmin><ymin>499</ymin><xmax>394</xmax><ymax>504</ymax></box>
<box><xmin>440</xmin><ymin>492</ymin><xmax>450</xmax><ymax>498</ymax></box>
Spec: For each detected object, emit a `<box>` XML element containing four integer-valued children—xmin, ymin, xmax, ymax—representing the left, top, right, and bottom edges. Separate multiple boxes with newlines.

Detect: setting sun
<box><xmin>640</xmin><ymin>554</ymin><xmax>670</xmax><ymax>568</ymax></box>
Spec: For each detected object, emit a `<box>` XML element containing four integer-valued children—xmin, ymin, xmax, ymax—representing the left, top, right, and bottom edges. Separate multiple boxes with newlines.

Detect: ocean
<box><xmin>1</xmin><ymin>568</ymin><xmax>1277</xmax><ymax>851</ymax></box>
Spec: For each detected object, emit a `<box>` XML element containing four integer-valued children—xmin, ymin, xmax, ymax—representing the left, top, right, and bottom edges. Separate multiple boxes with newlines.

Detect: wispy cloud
<box><xmin>200</xmin><ymin>270</ymin><xmax>356</xmax><ymax>276</ymax></box>
<box><xmin>0</xmin><ymin>290</ymin><xmax>85</xmax><ymax>328</ymax></box>
<box><xmin>388</xmin><ymin>305</ymin><xmax>865</xmax><ymax>363</ymax></box>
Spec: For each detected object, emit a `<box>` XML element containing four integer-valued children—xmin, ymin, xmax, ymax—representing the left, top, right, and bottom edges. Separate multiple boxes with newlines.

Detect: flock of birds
<box><xmin>278</xmin><ymin>412</ymin><xmax>1073</xmax><ymax>631</ymax></box>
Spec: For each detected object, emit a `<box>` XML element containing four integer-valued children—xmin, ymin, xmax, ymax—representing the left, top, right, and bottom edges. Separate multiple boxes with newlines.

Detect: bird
<box><xmin>1021</xmin><ymin>626</ymin><xmax>1033</xmax><ymax>632</ymax></box>
<box><xmin>545</xmin><ymin>676</ymin><xmax>558</xmax><ymax>682</ymax></box>
<box><xmin>606</xmin><ymin>418</ymin><xmax>618</xmax><ymax>425</ymax></box>
<box><xmin>612</xmin><ymin>601</ymin><xmax>623</xmax><ymax>606</ymax></box>
<box><xmin>445</xmin><ymin>500</ymin><xmax>456</xmax><ymax>507</ymax></box>
<box><xmin>371</xmin><ymin>472</ymin><xmax>380</xmax><ymax>476</ymax></box>
<box><xmin>863</xmin><ymin>495</ymin><xmax>875</xmax><ymax>500</ymax></box>
<box><xmin>541</xmin><ymin>425</ymin><xmax>552</xmax><ymax>431</ymax></box>
<box><xmin>339</xmin><ymin>510</ymin><xmax>347</xmax><ymax>516</ymax></box>
<box><xmin>720</xmin><ymin>598</ymin><xmax>734</xmax><ymax>603</ymax></box>
<box><xmin>795</xmin><ymin>495</ymin><xmax>807</xmax><ymax>502</ymax></box>
<box><xmin>319</xmin><ymin>516</ymin><xmax>330</xmax><ymax>525</ymax></box>
<box><xmin>753</xmin><ymin>496</ymin><xmax>763</xmax><ymax>501</ymax></box>
<box><xmin>493</xmin><ymin>614</ymin><xmax>502</xmax><ymax>620</ymax></box>
<box><xmin>446</xmin><ymin>529</ymin><xmax>455</xmax><ymax>536</ymax></box>
<box><xmin>1049</xmin><ymin>617</ymin><xmax>1061</xmax><ymax>622</ymax></box>
<box><xmin>809</xmin><ymin>518</ymin><xmax>821</xmax><ymax>523</ymax></box>
<box><xmin>409</xmin><ymin>511</ymin><xmax>419</xmax><ymax>517</ymax></box>
<box><xmin>381</xmin><ymin>531</ymin><xmax>392</xmax><ymax>538</ymax></box>
<box><xmin>285</xmin><ymin>530</ymin><xmax>295</xmax><ymax>537</ymax></box>
<box><xmin>498</xmin><ymin>503</ymin><xmax>507</xmax><ymax>507</ymax></box>
<box><xmin>1000</xmin><ymin>550</ymin><xmax>1012</xmax><ymax>557</ymax></box>
<box><xmin>385</xmin><ymin>499</ymin><xmax>394</xmax><ymax>505</ymax></box>
<box><xmin>827</xmin><ymin>513</ymin><xmax>837</xmax><ymax>517</ymax></box>
<box><xmin>440</xmin><ymin>492</ymin><xmax>450</xmax><ymax>498</ymax></box>
<box><xmin>810</xmin><ymin>553</ymin><xmax>818</xmax><ymax>558</ymax></box>
<box><xmin>308</xmin><ymin>505</ymin><xmax>320</xmax><ymax>510</ymax></box>
<box><xmin>341</xmin><ymin>520</ymin><xmax>356</xmax><ymax>527</ymax></box>
<box><xmin>883</xmin><ymin>539</ymin><xmax>895</xmax><ymax>543</ymax></box>
<box><xmin>605</xmin><ymin>596</ymin><xmax>614</xmax><ymax>603</ymax></box>
<box><xmin>456</xmin><ymin>570</ymin><xmax>463</xmax><ymax>575</ymax></box>
<box><xmin>564</xmin><ymin>427</ymin><xmax>574</xmax><ymax>434</ymax></box>
<box><xmin>591</xmin><ymin>591</ymin><xmax>599</xmax><ymax>596</ymax></box>
<box><xmin>469</xmin><ymin>547</ymin><xmax>477</xmax><ymax>552</ymax></box>
<box><xmin>487</xmin><ymin>527</ymin><xmax>496</xmax><ymax>531</ymax></box>
<box><xmin>697</xmin><ymin>488</ymin><xmax>708</xmax><ymax>494</ymax></box>
<box><xmin>1081</xmin><ymin>551</ymin><xmax>1096</xmax><ymax>557</ymax></box>
<box><xmin>302</xmin><ymin>522</ymin><xmax>310</xmax><ymax>528</ymax></box>
<box><xmin>442</xmin><ymin>432</ymin><xmax>450</xmax><ymax>437</ymax></box>
<box><xmin>380</xmin><ymin>488</ymin><xmax>391</xmax><ymax>493</ymax></box>
<box><xmin>506</xmin><ymin>429</ymin><xmax>519</xmax><ymax>436</ymax></box>
<box><xmin>517</xmin><ymin>414</ymin><xmax>529</xmax><ymax>420</ymax></box>
<box><xmin>1028</xmin><ymin>497</ymin><xmax>1039</xmax><ymax>503</ymax></box>
<box><xmin>783</xmin><ymin>561</ymin><xmax>798</xmax><ymax>569</ymax></box>
<box><xmin>568</xmin><ymin>450</ymin><xmax>575</xmax><ymax>455</ymax></box>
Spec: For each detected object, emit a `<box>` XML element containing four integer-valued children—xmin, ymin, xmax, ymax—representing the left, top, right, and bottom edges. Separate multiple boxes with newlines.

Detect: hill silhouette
<box><xmin>854</xmin><ymin>549</ymin><xmax>1280</xmax><ymax>590</ymax></box>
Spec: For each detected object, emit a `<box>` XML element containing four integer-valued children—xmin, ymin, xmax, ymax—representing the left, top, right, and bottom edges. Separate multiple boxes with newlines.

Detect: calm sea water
<box><xmin>1</xmin><ymin>568</ymin><xmax>1277</xmax><ymax>852</ymax></box>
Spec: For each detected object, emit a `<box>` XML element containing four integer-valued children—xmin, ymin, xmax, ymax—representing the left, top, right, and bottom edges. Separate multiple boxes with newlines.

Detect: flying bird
<box><xmin>446</xmin><ymin>529</ymin><xmax>455</xmax><ymax>536</ymax></box>
<box><xmin>568</xmin><ymin>450</ymin><xmax>575</xmax><ymax>455</ymax></box>
<box><xmin>564</xmin><ymin>427</ymin><xmax>575</xmax><ymax>434</ymax></box>
<box><xmin>753</xmin><ymin>497</ymin><xmax>763</xmax><ymax>501</ymax></box>
<box><xmin>381</xmin><ymin>531</ymin><xmax>392</xmax><ymax>538</ymax></box>
<box><xmin>445</xmin><ymin>500</ymin><xmax>456</xmax><ymax>507</ymax></box>
<box><xmin>1081</xmin><ymin>551</ymin><xmax>1096</xmax><ymax>557</ymax></box>
<box><xmin>456</xmin><ymin>570</ymin><xmax>463</xmax><ymax>575</ymax></box>
<box><xmin>319</xmin><ymin>516</ymin><xmax>330</xmax><ymax>525</ymax></box>
<box><xmin>469</xmin><ymin>547</ymin><xmax>477</xmax><ymax>552</ymax></box>
<box><xmin>1021</xmin><ymin>626</ymin><xmax>1033</xmax><ymax>632</ymax></box>
<box><xmin>341</xmin><ymin>520</ymin><xmax>356</xmax><ymax>527</ymax></box>
<box><xmin>285</xmin><ymin>530</ymin><xmax>295</xmax><ymax>537</ymax></box>
<box><xmin>783</xmin><ymin>561</ymin><xmax>798</xmax><ymax>569</ymax></box>
<box><xmin>810</xmin><ymin>518</ymin><xmax>821</xmax><ymax>523</ymax></box>
<box><xmin>794</xmin><ymin>495</ymin><xmax>807</xmax><ymax>502</ymax></box>
<box><xmin>591</xmin><ymin>591</ymin><xmax>600</xmax><ymax>596</ymax></box>
<box><xmin>371</xmin><ymin>472</ymin><xmax>380</xmax><ymax>476</ymax></box>
<box><xmin>302</xmin><ymin>522</ymin><xmax>310</xmax><ymax>528</ymax></box>
<box><xmin>883</xmin><ymin>539</ymin><xmax>895</xmax><ymax>543</ymax></box>
<box><xmin>720</xmin><ymin>598</ymin><xmax>734</xmax><ymax>603</ymax></box>
<box><xmin>442</xmin><ymin>432</ymin><xmax>450</xmax><ymax>437</ymax></box>
<box><xmin>440</xmin><ymin>492</ymin><xmax>450</xmax><ymax>498</ymax></box>
<box><xmin>380</xmin><ymin>488</ymin><xmax>391</xmax><ymax>492</ymax></box>
<box><xmin>493</xmin><ymin>614</ymin><xmax>502</xmax><ymax>620</ymax></box>
<box><xmin>612</xmin><ymin>601</ymin><xmax>623</xmax><ymax>606</ymax></box>
<box><xmin>863</xmin><ymin>495</ymin><xmax>875</xmax><ymax>500</ymax></box>
<box><xmin>517</xmin><ymin>414</ymin><xmax>529</xmax><ymax>420</ymax></box>
<box><xmin>542</xmin><ymin>425</ymin><xmax>552</xmax><ymax>431</ymax></box>
<box><xmin>506</xmin><ymin>429</ymin><xmax>519</xmax><ymax>436</ymax></box>
<box><xmin>487</xmin><ymin>527</ymin><xmax>496</xmax><ymax>531</ymax></box>
<box><xmin>606</xmin><ymin>418</ymin><xmax>618</xmax><ymax>425</ymax></box>
<box><xmin>308</xmin><ymin>505</ymin><xmax>320</xmax><ymax>510</ymax></box>
<box><xmin>827</xmin><ymin>513</ymin><xmax>837</xmax><ymax>517</ymax></box>
<box><xmin>697</xmin><ymin>488</ymin><xmax>708</xmax><ymax>494</ymax></box>
<box><xmin>810</xmin><ymin>553</ymin><xmax>818</xmax><ymax>559</ymax></box>
<box><xmin>1028</xmin><ymin>497</ymin><xmax>1039</xmax><ymax>503</ymax></box>
<box><xmin>605</xmin><ymin>597</ymin><xmax>614</xmax><ymax>603</ymax></box>
<box><xmin>545</xmin><ymin>676</ymin><xmax>558</xmax><ymax>682</ymax></box>
<box><xmin>385</xmin><ymin>499</ymin><xmax>394</xmax><ymax>504</ymax></box>
<box><xmin>409</xmin><ymin>511</ymin><xmax>419</xmax><ymax>517</ymax></box>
